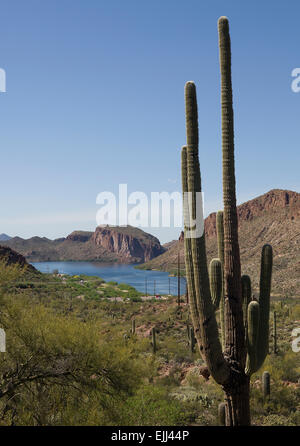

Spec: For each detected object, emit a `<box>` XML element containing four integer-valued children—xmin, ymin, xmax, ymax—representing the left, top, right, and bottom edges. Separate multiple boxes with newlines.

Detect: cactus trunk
<box><xmin>218</xmin><ymin>16</ymin><xmax>250</xmax><ymax>425</ymax></box>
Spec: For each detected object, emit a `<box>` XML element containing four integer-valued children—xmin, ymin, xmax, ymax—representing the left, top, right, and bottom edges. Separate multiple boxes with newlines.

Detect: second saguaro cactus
<box><xmin>181</xmin><ymin>17</ymin><xmax>273</xmax><ymax>426</ymax></box>
<box><xmin>273</xmin><ymin>311</ymin><xmax>277</xmax><ymax>354</ymax></box>
<box><xmin>131</xmin><ymin>318</ymin><xmax>136</xmax><ymax>335</ymax></box>
<box><xmin>189</xmin><ymin>326</ymin><xmax>196</xmax><ymax>353</ymax></box>
<box><xmin>151</xmin><ymin>327</ymin><xmax>157</xmax><ymax>354</ymax></box>
<box><xmin>262</xmin><ymin>371</ymin><xmax>271</xmax><ymax>400</ymax></box>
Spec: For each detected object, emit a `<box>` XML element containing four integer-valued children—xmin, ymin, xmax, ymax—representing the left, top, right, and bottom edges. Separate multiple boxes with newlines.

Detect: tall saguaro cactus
<box><xmin>181</xmin><ymin>17</ymin><xmax>273</xmax><ymax>426</ymax></box>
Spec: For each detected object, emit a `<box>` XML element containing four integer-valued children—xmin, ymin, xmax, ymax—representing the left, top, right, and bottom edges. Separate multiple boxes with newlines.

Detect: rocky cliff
<box><xmin>2</xmin><ymin>226</ymin><xmax>165</xmax><ymax>264</ymax></box>
<box><xmin>204</xmin><ymin>189</ymin><xmax>300</xmax><ymax>238</ymax></box>
<box><xmin>92</xmin><ymin>226</ymin><xmax>164</xmax><ymax>262</ymax></box>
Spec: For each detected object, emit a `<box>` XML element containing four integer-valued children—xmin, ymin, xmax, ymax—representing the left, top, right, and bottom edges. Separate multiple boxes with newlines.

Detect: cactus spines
<box><xmin>209</xmin><ymin>258</ymin><xmax>222</xmax><ymax>309</ymax></box>
<box><xmin>218</xmin><ymin>402</ymin><xmax>226</xmax><ymax>426</ymax></box>
<box><xmin>262</xmin><ymin>371</ymin><xmax>270</xmax><ymax>400</ymax></box>
<box><xmin>245</xmin><ymin>301</ymin><xmax>260</xmax><ymax>375</ymax></box>
<box><xmin>151</xmin><ymin>327</ymin><xmax>157</xmax><ymax>354</ymax></box>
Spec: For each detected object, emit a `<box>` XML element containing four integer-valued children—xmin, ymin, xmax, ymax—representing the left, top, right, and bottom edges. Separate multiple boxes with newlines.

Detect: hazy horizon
<box><xmin>1</xmin><ymin>186</ymin><xmax>297</xmax><ymax>244</ymax></box>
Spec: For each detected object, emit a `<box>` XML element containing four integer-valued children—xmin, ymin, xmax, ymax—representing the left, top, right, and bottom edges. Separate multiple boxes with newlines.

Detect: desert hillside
<box><xmin>0</xmin><ymin>245</ymin><xmax>38</xmax><ymax>274</ymax></box>
<box><xmin>140</xmin><ymin>189</ymin><xmax>300</xmax><ymax>297</ymax></box>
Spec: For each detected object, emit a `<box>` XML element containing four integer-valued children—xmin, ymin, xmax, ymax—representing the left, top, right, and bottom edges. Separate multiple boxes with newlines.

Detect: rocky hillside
<box><xmin>0</xmin><ymin>245</ymin><xmax>38</xmax><ymax>273</ymax></box>
<box><xmin>2</xmin><ymin>226</ymin><xmax>165</xmax><ymax>264</ymax></box>
<box><xmin>139</xmin><ymin>189</ymin><xmax>300</xmax><ymax>297</ymax></box>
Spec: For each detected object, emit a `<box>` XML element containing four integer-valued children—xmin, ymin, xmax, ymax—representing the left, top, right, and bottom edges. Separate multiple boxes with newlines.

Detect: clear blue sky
<box><xmin>0</xmin><ymin>0</ymin><xmax>299</xmax><ymax>243</ymax></box>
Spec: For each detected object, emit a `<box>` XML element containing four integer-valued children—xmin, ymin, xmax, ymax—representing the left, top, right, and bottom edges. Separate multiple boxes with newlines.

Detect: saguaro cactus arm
<box><xmin>245</xmin><ymin>301</ymin><xmax>260</xmax><ymax>375</ymax></box>
<box><xmin>256</xmin><ymin>244</ymin><xmax>273</xmax><ymax>369</ymax></box>
<box><xmin>216</xmin><ymin>210</ymin><xmax>225</xmax><ymax>350</ymax></box>
<box><xmin>209</xmin><ymin>258</ymin><xmax>223</xmax><ymax>309</ymax></box>
<box><xmin>241</xmin><ymin>275</ymin><xmax>251</xmax><ymax>330</ymax></box>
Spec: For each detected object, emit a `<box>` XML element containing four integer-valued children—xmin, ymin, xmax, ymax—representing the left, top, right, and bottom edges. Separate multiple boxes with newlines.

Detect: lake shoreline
<box><xmin>32</xmin><ymin>261</ymin><xmax>186</xmax><ymax>295</ymax></box>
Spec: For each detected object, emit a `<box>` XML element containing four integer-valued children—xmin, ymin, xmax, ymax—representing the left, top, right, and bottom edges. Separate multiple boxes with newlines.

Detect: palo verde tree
<box><xmin>181</xmin><ymin>17</ymin><xmax>273</xmax><ymax>425</ymax></box>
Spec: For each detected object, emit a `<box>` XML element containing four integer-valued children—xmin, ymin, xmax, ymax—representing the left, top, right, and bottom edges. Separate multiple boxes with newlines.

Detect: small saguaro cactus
<box><xmin>262</xmin><ymin>371</ymin><xmax>271</xmax><ymax>400</ymax></box>
<box><xmin>123</xmin><ymin>332</ymin><xmax>129</xmax><ymax>345</ymax></box>
<box><xmin>131</xmin><ymin>318</ymin><xmax>136</xmax><ymax>335</ymax></box>
<box><xmin>181</xmin><ymin>17</ymin><xmax>273</xmax><ymax>425</ymax></box>
<box><xmin>218</xmin><ymin>402</ymin><xmax>226</xmax><ymax>426</ymax></box>
<box><xmin>189</xmin><ymin>326</ymin><xmax>196</xmax><ymax>353</ymax></box>
<box><xmin>151</xmin><ymin>327</ymin><xmax>157</xmax><ymax>354</ymax></box>
<box><xmin>273</xmin><ymin>311</ymin><xmax>277</xmax><ymax>354</ymax></box>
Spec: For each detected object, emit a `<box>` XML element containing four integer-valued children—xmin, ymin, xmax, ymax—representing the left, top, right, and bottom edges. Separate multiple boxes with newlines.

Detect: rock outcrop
<box><xmin>0</xmin><ymin>245</ymin><xmax>37</xmax><ymax>272</ymax></box>
<box><xmin>2</xmin><ymin>226</ymin><xmax>165</xmax><ymax>264</ymax></box>
<box><xmin>66</xmin><ymin>231</ymin><xmax>93</xmax><ymax>243</ymax></box>
<box><xmin>92</xmin><ymin>226</ymin><xmax>164</xmax><ymax>262</ymax></box>
<box><xmin>204</xmin><ymin>189</ymin><xmax>299</xmax><ymax>239</ymax></box>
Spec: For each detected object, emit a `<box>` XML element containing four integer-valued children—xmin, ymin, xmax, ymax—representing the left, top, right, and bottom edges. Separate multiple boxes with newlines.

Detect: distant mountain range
<box><xmin>1</xmin><ymin>225</ymin><xmax>165</xmax><ymax>264</ymax></box>
<box><xmin>0</xmin><ymin>233</ymin><xmax>11</xmax><ymax>241</ymax></box>
<box><xmin>1</xmin><ymin>189</ymin><xmax>299</xmax><ymax>297</ymax></box>
<box><xmin>139</xmin><ymin>189</ymin><xmax>300</xmax><ymax>298</ymax></box>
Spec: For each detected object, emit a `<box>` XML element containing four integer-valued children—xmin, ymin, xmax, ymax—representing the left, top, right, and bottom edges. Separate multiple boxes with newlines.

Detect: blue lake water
<box><xmin>31</xmin><ymin>261</ymin><xmax>186</xmax><ymax>296</ymax></box>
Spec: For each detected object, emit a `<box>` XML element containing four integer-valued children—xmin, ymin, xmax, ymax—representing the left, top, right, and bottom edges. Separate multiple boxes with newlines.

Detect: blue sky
<box><xmin>0</xmin><ymin>0</ymin><xmax>299</xmax><ymax>243</ymax></box>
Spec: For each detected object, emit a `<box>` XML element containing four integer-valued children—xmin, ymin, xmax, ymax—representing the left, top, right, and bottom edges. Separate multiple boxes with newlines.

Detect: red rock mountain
<box><xmin>2</xmin><ymin>226</ymin><xmax>165</xmax><ymax>264</ymax></box>
<box><xmin>92</xmin><ymin>226</ymin><xmax>164</xmax><ymax>262</ymax></box>
<box><xmin>140</xmin><ymin>189</ymin><xmax>300</xmax><ymax>297</ymax></box>
<box><xmin>204</xmin><ymin>189</ymin><xmax>299</xmax><ymax>239</ymax></box>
